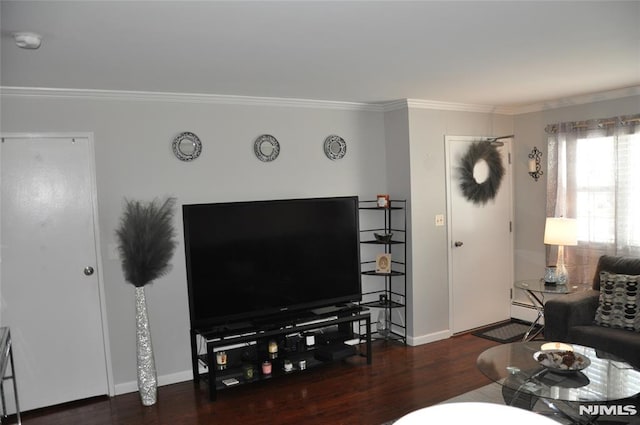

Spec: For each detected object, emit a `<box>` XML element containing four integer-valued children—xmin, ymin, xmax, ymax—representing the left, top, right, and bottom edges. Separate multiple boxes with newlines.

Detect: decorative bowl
<box><xmin>374</xmin><ymin>232</ymin><xmax>393</xmax><ymax>243</ymax></box>
<box><xmin>534</xmin><ymin>350</ymin><xmax>590</xmax><ymax>373</ymax></box>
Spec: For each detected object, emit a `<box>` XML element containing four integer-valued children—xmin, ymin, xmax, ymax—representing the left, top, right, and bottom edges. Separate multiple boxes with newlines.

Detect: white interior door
<box><xmin>446</xmin><ymin>136</ymin><xmax>513</xmax><ymax>334</ymax></box>
<box><xmin>0</xmin><ymin>135</ymin><xmax>110</xmax><ymax>411</ymax></box>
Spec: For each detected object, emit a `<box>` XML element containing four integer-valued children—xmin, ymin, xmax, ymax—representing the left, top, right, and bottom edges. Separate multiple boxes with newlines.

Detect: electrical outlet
<box><xmin>435</xmin><ymin>214</ymin><xmax>445</xmax><ymax>227</ymax></box>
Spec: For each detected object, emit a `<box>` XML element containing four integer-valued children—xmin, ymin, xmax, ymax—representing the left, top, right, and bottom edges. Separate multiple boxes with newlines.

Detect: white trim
<box><xmin>381</xmin><ymin>99</ymin><xmax>409</xmax><ymax>112</ymax></box>
<box><xmin>115</xmin><ymin>369</ymin><xmax>194</xmax><ymax>396</ymax></box>
<box><xmin>407</xmin><ymin>329</ymin><xmax>452</xmax><ymax>346</ymax></box>
<box><xmin>2</xmin><ymin>85</ymin><xmax>638</xmax><ymax>115</ymax></box>
<box><xmin>405</xmin><ymin>99</ymin><xmax>516</xmax><ymax>115</ymax></box>
<box><xmin>86</xmin><ymin>132</ymin><xmax>116</xmax><ymax>397</ymax></box>
<box><xmin>0</xmin><ymin>86</ymin><xmax>383</xmax><ymax>112</ymax></box>
<box><xmin>511</xmin><ymin>85</ymin><xmax>640</xmax><ymax>115</ymax></box>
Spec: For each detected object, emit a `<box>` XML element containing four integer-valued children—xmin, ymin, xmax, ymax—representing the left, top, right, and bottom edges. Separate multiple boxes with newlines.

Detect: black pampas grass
<box><xmin>115</xmin><ymin>197</ymin><xmax>177</xmax><ymax>287</ymax></box>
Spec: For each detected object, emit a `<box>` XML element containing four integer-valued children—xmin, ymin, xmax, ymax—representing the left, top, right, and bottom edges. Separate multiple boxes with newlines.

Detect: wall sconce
<box><xmin>528</xmin><ymin>147</ymin><xmax>543</xmax><ymax>181</ymax></box>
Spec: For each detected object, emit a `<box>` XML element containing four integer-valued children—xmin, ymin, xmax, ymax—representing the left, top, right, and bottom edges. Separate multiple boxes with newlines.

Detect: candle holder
<box><xmin>528</xmin><ymin>146</ymin><xmax>543</xmax><ymax>181</ymax></box>
<box><xmin>216</xmin><ymin>350</ymin><xmax>227</xmax><ymax>370</ymax></box>
<box><xmin>268</xmin><ymin>339</ymin><xmax>278</xmax><ymax>359</ymax></box>
<box><xmin>262</xmin><ymin>361</ymin><xmax>272</xmax><ymax>375</ymax></box>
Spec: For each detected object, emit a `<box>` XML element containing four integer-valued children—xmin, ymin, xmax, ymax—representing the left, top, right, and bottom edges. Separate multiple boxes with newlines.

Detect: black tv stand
<box><xmin>251</xmin><ymin>311</ymin><xmax>315</xmax><ymax>330</ymax></box>
<box><xmin>206</xmin><ymin>322</ymin><xmax>253</xmax><ymax>334</ymax></box>
<box><xmin>190</xmin><ymin>305</ymin><xmax>371</xmax><ymax>401</ymax></box>
<box><xmin>311</xmin><ymin>303</ymin><xmax>358</xmax><ymax>315</ymax></box>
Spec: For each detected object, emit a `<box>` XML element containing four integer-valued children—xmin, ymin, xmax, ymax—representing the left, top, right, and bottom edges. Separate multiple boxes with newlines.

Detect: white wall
<box><xmin>379</xmin><ymin>93</ymin><xmax>640</xmax><ymax>331</ymax></box>
<box><xmin>0</xmin><ymin>92</ymin><xmax>387</xmax><ymax>391</ymax></box>
<box><xmin>512</xmin><ymin>94</ymin><xmax>640</xmax><ymax>310</ymax></box>
<box><xmin>2</xmin><ymin>88</ymin><xmax>636</xmax><ymax>395</ymax></box>
<box><xmin>383</xmin><ymin>108</ymin><xmax>412</xmax><ymax>333</ymax></box>
<box><xmin>392</xmin><ymin>105</ymin><xmax>514</xmax><ymax>343</ymax></box>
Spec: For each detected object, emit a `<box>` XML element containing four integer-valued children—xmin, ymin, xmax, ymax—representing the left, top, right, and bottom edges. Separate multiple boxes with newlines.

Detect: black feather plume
<box><xmin>115</xmin><ymin>197</ymin><xmax>178</xmax><ymax>287</ymax></box>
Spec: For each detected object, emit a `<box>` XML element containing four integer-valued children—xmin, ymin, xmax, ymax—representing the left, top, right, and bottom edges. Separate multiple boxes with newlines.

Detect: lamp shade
<box><xmin>544</xmin><ymin>217</ymin><xmax>578</xmax><ymax>246</ymax></box>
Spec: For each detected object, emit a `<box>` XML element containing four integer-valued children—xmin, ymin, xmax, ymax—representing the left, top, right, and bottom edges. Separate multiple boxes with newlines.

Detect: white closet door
<box><xmin>1</xmin><ymin>135</ymin><xmax>109</xmax><ymax>411</ymax></box>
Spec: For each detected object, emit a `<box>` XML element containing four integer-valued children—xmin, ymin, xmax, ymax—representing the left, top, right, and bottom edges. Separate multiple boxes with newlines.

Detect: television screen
<box><xmin>183</xmin><ymin>196</ymin><xmax>362</xmax><ymax>329</ymax></box>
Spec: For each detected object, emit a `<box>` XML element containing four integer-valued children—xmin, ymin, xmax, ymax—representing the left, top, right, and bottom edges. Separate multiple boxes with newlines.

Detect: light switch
<box><xmin>435</xmin><ymin>214</ymin><xmax>445</xmax><ymax>227</ymax></box>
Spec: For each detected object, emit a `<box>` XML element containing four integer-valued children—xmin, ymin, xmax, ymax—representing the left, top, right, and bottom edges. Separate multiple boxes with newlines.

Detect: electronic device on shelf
<box><xmin>182</xmin><ymin>196</ymin><xmax>362</xmax><ymax>330</ymax></box>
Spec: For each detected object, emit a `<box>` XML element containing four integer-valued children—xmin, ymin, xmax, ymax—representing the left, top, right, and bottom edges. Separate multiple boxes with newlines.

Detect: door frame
<box><xmin>0</xmin><ymin>132</ymin><xmax>115</xmax><ymax>397</ymax></box>
<box><xmin>444</xmin><ymin>135</ymin><xmax>515</xmax><ymax>333</ymax></box>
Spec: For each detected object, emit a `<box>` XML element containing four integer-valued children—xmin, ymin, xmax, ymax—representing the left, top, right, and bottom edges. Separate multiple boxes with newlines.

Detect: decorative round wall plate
<box><xmin>323</xmin><ymin>135</ymin><xmax>347</xmax><ymax>160</ymax></box>
<box><xmin>254</xmin><ymin>134</ymin><xmax>280</xmax><ymax>162</ymax></box>
<box><xmin>172</xmin><ymin>132</ymin><xmax>202</xmax><ymax>161</ymax></box>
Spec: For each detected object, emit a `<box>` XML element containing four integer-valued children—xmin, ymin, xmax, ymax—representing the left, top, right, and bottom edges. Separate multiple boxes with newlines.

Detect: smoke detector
<box><xmin>13</xmin><ymin>32</ymin><xmax>42</xmax><ymax>49</ymax></box>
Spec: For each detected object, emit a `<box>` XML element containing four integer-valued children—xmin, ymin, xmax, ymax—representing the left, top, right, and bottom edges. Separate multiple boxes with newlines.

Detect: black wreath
<box><xmin>457</xmin><ymin>141</ymin><xmax>505</xmax><ymax>205</ymax></box>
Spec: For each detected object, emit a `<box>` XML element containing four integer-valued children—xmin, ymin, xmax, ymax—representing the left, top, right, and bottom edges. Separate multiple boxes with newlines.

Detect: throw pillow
<box><xmin>594</xmin><ymin>271</ymin><xmax>639</xmax><ymax>332</ymax></box>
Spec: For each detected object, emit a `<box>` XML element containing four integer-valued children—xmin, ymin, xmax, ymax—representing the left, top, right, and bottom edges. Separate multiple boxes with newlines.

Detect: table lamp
<box><xmin>544</xmin><ymin>217</ymin><xmax>578</xmax><ymax>285</ymax></box>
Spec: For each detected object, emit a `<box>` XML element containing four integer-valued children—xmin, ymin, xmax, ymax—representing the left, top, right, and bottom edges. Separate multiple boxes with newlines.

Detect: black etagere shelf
<box><xmin>358</xmin><ymin>199</ymin><xmax>407</xmax><ymax>344</ymax></box>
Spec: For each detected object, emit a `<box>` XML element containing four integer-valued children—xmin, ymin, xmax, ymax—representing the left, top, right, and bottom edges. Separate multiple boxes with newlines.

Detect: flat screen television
<box><xmin>182</xmin><ymin>196</ymin><xmax>362</xmax><ymax>329</ymax></box>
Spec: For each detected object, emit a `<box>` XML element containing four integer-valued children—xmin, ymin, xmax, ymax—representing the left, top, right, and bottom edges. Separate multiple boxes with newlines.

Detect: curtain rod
<box><xmin>572</xmin><ymin>117</ymin><xmax>640</xmax><ymax>128</ymax></box>
<box><xmin>545</xmin><ymin>114</ymin><xmax>640</xmax><ymax>134</ymax></box>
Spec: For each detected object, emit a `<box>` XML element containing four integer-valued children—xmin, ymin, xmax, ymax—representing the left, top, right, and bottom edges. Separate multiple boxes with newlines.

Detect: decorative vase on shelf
<box><xmin>377</xmin><ymin>308</ymin><xmax>390</xmax><ymax>338</ymax></box>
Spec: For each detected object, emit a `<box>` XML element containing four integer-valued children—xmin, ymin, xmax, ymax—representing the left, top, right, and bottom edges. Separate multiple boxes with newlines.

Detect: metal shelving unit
<box><xmin>358</xmin><ymin>199</ymin><xmax>407</xmax><ymax>344</ymax></box>
<box><xmin>191</xmin><ymin>306</ymin><xmax>372</xmax><ymax>401</ymax></box>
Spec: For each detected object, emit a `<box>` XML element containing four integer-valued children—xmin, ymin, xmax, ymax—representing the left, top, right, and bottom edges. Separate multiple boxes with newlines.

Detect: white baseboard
<box><xmin>114</xmin><ymin>369</ymin><xmax>194</xmax><ymax>396</ymax></box>
<box><xmin>407</xmin><ymin>329</ymin><xmax>452</xmax><ymax>346</ymax></box>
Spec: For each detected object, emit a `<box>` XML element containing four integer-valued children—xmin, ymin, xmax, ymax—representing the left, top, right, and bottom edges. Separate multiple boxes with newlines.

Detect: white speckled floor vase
<box><xmin>135</xmin><ymin>286</ymin><xmax>157</xmax><ymax>406</ymax></box>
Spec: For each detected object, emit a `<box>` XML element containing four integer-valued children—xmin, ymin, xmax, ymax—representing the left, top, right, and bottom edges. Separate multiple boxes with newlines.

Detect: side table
<box><xmin>514</xmin><ymin>279</ymin><xmax>575</xmax><ymax>341</ymax></box>
<box><xmin>0</xmin><ymin>328</ymin><xmax>21</xmax><ymax>425</ymax></box>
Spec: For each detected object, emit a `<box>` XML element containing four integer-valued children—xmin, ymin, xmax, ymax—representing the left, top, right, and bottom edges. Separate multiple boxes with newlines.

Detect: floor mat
<box><xmin>472</xmin><ymin>319</ymin><xmax>541</xmax><ymax>343</ymax></box>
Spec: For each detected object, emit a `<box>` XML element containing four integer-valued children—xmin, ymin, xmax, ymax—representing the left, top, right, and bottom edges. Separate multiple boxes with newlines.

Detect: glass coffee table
<box><xmin>477</xmin><ymin>341</ymin><xmax>640</xmax><ymax>424</ymax></box>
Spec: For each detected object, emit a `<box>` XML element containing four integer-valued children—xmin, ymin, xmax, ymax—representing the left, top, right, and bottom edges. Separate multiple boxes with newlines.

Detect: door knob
<box><xmin>84</xmin><ymin>266</ymin><xmax>95</xmax><ymax>276</ymax></box>
<box><xmin>454</xmin><ymin>241</ymin><xmax>464</xmax><ymax>247</ymax></box>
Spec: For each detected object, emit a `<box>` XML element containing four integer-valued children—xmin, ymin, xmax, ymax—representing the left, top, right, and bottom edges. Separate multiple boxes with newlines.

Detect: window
<box><xmin>546</xmin><ymin>115</ymin><xmax>640</xmax><ymax>283</ymax></box>
<box><xmin>618</xmin><ymin>132</ymin><xmax>640</xmax><ymax>248</ymax></box>
<box><xmin>575</xmin><ymin>136</ymin><xmax>615</xmax><ymax>245</ymax></box>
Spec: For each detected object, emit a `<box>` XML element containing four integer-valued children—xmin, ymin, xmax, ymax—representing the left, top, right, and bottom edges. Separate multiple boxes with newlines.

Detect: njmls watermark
<box><xmin>579</xmin><ymin>405</ymin><xmax>638</xmax><ymax>416</ymax></box>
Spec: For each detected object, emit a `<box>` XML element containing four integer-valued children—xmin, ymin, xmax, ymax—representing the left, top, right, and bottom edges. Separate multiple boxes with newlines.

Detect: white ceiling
<box><xmin>1</xmin><ymin>1</ymin><xmax>639</xmax><ymax>108</ymax></box>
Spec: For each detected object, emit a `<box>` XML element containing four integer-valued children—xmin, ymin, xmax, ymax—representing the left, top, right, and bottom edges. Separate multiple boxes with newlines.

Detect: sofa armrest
<box><xmin>543</xmin><ymin>290</ymin><xmax>600</xmax><ymax>342</ymax></box>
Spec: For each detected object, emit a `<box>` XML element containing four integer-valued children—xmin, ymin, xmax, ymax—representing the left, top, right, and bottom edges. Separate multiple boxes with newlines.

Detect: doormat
<box><xmin>472</xmin><ymin>319</ymin><xmax>541</xmax><ymax>343</ymax></box>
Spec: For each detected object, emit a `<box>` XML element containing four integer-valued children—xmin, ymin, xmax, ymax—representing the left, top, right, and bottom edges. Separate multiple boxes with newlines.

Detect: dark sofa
<box><xmin>544</xmin><ymin>255</ymin><xmax>640</xmax><ymax>368</ymax></box>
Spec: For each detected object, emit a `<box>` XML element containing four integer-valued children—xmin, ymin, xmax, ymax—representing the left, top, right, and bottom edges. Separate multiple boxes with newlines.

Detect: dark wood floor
<box><xmin>19</xmin><ymin>334</ymin><xmax>499</xmax><ymax>425</ymax></box>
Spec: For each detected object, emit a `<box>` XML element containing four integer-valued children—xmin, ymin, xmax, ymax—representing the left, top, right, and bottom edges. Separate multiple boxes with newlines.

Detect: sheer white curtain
<box><xmin>546</xmin><ymin>114</ymin><xmax>640</xmax><ymax>285</ymax></box>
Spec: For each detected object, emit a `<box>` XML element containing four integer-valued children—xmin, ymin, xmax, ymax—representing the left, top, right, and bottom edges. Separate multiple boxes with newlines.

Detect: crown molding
<box><xmin>2</xmin><ymin>85</ymin><xmax>638</xmax><ymax>115</ymax></box>
<box><xmin>405</xmin><ymin>99</ymin><xmax>516</xmax><ymax>115</ymax></box>
<box><xmin>507</xmin><ymin>86</ymin><xmax>640</xmax><ymax>115</ymax></box>
<box><xmin>0</xmin><ymin>86</ymin><xmax>385</xmax><ymax>112</ymax></box>
<box><xmin>382</xmin><ymin>98</ymin><xmax>517</xmax><ymax>114</ymax></box>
